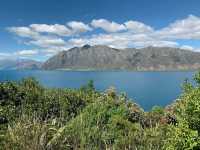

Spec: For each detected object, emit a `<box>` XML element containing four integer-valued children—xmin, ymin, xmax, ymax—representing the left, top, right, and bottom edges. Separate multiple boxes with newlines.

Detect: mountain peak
<box><xmin>82</xmin><ymin>44</ymin><xmax>91</xmax><ymax>49</ymax></box>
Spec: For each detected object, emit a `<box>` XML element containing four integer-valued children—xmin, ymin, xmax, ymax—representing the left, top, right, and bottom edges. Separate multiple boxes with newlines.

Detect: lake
<box><xmin>0</xmin><ymin>70</ymin><xmax>195</xmax><ymax>110</ymax></box>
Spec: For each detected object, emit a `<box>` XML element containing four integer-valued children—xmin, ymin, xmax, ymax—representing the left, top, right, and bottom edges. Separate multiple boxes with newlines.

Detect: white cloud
<box><xmin>8</xmin><ymin>22</ymin><xmax>91</xmax><ymax>39</ymax></box>
<box><xmin>14</xmin><ymin>50</ymin><xmax>38</xmax><ymax>56</ymax></box>
<box><xmin>29</xmin><ymin>38</ymin><xmax>66</xmax><ymax>48</ymax></box>
<box><xmin>68</xmin><ymin>34</ymin><xmax>129</xmax><ymax>48</ymax></box>
<box><xmin>7</xmin><ymin>27</ymin><xmax>39</xmax><ymax>38</ymax></box>
<box><xmin>30</xmin><ymin>24</ymin><xmax>72</xmax><ymax>36</ymax></box>
<box><xmin>0</xmin><ymin>52</ymin><xmax>11</xmax><ymax>59</ymax></box>
<box><xmin>0</xmin><ymin>49</ymin><xmax>39</xmax><ymax>60</ymax></box>
<box><xmin>68</xmin><ymin>32</ymin><xmax>178</xmax><ymax>49</ymax></box>
<box><xmin>7</xmin><ymin>15</ymin><xmax>200</xmax><ymax>59</ymax></box>
<box><xmin>132</xmin><ymin>40</ymin><xmax>178</xmax><ymax>48</ymax></box>
<box><xmin>91</xmin><ymin>19</ymin><xmax>126</xmax><ymax>32</ymax></box>
<box><xmin>67</xmin><ymin>21</ymin><xmax>92</xmax><ymax>34</ymax></box>
<box><xmin>156</xmin><ymin>15</ymin><xmax>200</xmax><ymax>40</ymax></box>
<box><xmin>125</xmin><ymin>21</ymin><xmax>153</xmax><ymax>33</ymax></box>
<box><xmin>180</xmin><ymin>45</ymin><xmax>194</xmax><ymax>50</ymax></box>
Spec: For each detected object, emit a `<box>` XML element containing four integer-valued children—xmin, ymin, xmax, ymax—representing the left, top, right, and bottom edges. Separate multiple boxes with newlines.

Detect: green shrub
<box><xmin>1</xmin><ymin>72</ymin><xmax>200</xmax><ymax>149</ymax></box>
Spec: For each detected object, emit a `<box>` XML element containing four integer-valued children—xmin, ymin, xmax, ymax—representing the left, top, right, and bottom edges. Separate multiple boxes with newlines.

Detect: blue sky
<box><xmin>1</xmin><ymin>0</ymin><xmax>200</xmax><ymax>61</ymax></box>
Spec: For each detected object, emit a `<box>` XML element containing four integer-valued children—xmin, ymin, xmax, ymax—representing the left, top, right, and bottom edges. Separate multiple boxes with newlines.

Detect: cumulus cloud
<box><xmin>68</xmin><ymin>32</ymin><xmax>178</xmax><ymax>49</ymax></box>
<box><xmin>0</xmin><ymin>49</ymin><xmax>39</xmax><ymax>60</ymax></box>
<box><xmin>6</xmin><ymin>15</ymin><xmax>200</xmax><ymax>60</ymax></box>
<box><xmin>68</xmin><ymin>33</ymin><xmax>130</xmax><ymax>48</ymax></box>
<box><xmin>14</xmin><ymin>50</ymin><xmax>38</xmax><ymax>57</ymax></box>
<box><xmin>8</xmin><ymin>22</ymin><xmax>91</xmax><ymax>39</ymax></box>
<box><xmin>132</xmin><ymin>40</ymin><xmax>178</xmax><ymax>48</ymax></box>
<box><xmin>29</xmin><ymin>38</ymin><xmax>66</xmax><ymax>48</ymax></box>
<box><xmin>125</xmin><ymin>21</ymin><xmax>153</xmax><ymax>33</ymax></box>
<box><xmin>30</xmin><ymin>24</ymin><xmax>72</xmax><ymax>36</ymax></box>
<box><xmin>7</xmin><ymin>27</ymin><xmax>39</xmax><ymax>38</ymax></box>
<box><xmin>156</xmin><ymin>15</ymin><xmax>200</xmax><ymax>40</ymax></box>
<box><xmin>67</xmin><ymin>21</ymin><xmax>92</xmax><ymax>34</ymax></box>
<box><xmin>180</xmin><ymin>45</ymin><xmax>195</xmax><ymax>51</ymax></box>
<box><xmin>91</xmin><ymin>19</ymin><xmax>126</xmax><ymax>32</ymax></box>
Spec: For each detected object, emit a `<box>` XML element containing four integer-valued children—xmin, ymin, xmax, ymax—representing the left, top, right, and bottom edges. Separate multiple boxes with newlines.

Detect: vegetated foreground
<box><xmin>1</xmin><ymin>73</ymin><xmax>200</xmax><ymax>149</ymax></box>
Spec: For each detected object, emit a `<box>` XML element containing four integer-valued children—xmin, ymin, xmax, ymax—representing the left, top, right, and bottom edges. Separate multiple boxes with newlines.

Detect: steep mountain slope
<box><xmin>42</xmin><ymin>45</ymin><xmax>200</xmax><ymax>71</ymax></box>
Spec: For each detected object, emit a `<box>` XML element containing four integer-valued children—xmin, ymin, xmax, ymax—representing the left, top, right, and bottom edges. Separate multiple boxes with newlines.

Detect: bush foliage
<box><xmin>1</xmin><ymin>72</ymin><xmax>200</xmax><ymax>149</ymax></box>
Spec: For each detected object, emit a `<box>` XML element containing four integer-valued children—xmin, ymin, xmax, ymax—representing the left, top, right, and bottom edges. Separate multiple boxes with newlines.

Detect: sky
<box><xmin>1</xmin><ymin>0</ymin><xmax>200</xmax><ymax>61</ymax></box>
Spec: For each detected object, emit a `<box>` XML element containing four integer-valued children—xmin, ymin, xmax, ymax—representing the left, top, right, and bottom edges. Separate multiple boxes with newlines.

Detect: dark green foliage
<box><xmin>80</xmin><ymin>80</ymin><xmax>95</xmax><ymax>93</ymax></box>
<box><xmin>151</xmin><ymin>106</ymin><xmax>164</xmax><ymax>114</ymax></box>
<box><xmin>2</xmin><ymin>73</ymin><xmax>200</xmax><ymax>149</ymax></box>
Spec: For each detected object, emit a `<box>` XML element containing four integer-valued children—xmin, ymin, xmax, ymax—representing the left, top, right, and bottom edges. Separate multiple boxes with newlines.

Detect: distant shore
<box><xmin>0</xmin><ymin>68</ymin><xmax>199</xmax><ymax>72</ymax></box>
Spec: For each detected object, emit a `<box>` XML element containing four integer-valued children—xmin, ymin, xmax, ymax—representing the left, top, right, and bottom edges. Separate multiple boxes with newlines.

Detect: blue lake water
<box><xmin>0</xmin><ymin>70</ymin><xmax>195</xmax><ymax>110</ymax></box>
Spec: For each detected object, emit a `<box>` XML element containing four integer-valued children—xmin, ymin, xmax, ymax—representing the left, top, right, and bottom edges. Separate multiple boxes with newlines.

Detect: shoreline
<box><xmin>0</xmin><ymin>68</ymin><xmax>199</xmax><ymax>72</ymax></box>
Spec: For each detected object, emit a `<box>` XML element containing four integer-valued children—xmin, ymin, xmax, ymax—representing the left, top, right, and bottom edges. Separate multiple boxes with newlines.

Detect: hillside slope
<box><xmin>42</xmin><ymin>45</ymin><xmax>200</xmax><ymax>70</ymax></box>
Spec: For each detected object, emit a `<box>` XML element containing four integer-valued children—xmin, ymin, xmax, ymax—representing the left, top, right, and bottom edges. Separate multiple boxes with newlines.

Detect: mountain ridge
<box><xmin>42</xmin><ymin>45</ymin><xmax>200</xmax><ymax>71</ymax></box>
<box><xmin>0</xmin><ymin>59</ymin><xmax>42</xmax><ymax>70</ymax></box>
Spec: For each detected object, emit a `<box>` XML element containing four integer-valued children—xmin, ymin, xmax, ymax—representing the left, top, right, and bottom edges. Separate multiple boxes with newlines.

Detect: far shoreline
<box><xmin>0</xmin><ymin>68</ymin><xmax>198</xmax><ymax>72</ymax></box>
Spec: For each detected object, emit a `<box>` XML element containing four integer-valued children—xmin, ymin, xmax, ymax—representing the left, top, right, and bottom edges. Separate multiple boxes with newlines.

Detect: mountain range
<box><xmin>42</xmin><ymin>45</ymin><xmax>200</xmax><ymax>71</ymax></box>
<box><xmin>0</xmin><ymin>59</ymin><xmax>42</xmax><ymax>70</ymax></box>
<box><xmin>1</xmin><ymin>45</ymin><xmax>200</xmax><ymax>71</ymax></box>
